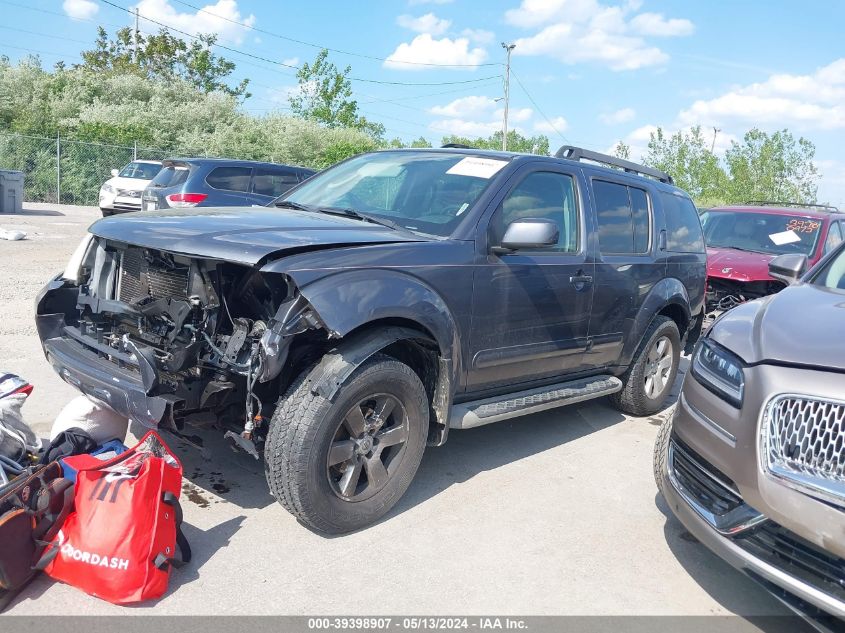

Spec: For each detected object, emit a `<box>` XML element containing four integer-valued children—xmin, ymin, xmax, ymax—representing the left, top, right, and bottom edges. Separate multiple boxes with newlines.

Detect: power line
<box><xmin>0</xmin><ymin>26</ymin><xmax>92</xmax><ymax>46</ymax></box>
<box><xmin>99</xmin><ymin>0</ymin><xmax>501</xmax><ymax>87</ymax></box>
<box><xmin>168</xmin><ymin>0</ymin><xmax>501</xmax><ymax>69</ymax></box>
<box><xmin>509</xmin><ymin>68</ymin><xmax>569</xmax><ymax>144</ymax></box>
<box><xmin>0</xmin><ymin>0</ymin><xmax>125</xmax><ymax>30</ymax></box>
<box><xmin>0</xmin><ymin>44</ymin><xmax>83</xmax><ymax>62</ymax></box>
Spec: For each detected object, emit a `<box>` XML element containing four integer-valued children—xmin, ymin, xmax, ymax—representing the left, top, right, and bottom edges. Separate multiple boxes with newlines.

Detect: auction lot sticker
<box><xmin>446</xmin><ymin>157</ymin><xmax>509</xmax><ymax>179</ymax></box>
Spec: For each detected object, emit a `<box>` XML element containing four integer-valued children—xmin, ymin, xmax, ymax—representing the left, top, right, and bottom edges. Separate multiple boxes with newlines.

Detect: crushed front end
<box><xmin>36</xmin><ymin>235</ymin><xmax>324</xmax><ymax>456</ymax></box>
<box><xmin>704</xmin><ymin>276</ymin><xmax>786</xmax><ymax>327</ymax></box>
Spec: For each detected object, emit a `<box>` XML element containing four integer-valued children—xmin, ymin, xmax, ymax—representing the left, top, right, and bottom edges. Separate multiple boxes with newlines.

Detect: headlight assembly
<box><xmin>62</xmin><ymin>234</ymin><xmax>94</xmax><ymax>283</ymax></box>
<box><xmin>101</xmin><ymin>184</ymin><xmax>115</xmax><ymax>194</ymax></box>
<box><xmin>691</xmin><ymin>338</ymin><xmax>745</xmax><ymax>408</ymax></box>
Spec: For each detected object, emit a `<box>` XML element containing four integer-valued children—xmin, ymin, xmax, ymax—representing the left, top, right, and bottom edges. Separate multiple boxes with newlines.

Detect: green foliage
<box><xmin>724</xmin><ymin>129</ymin><xmax>819</xmax><ymax>204</ymax></box>
<box><xmin>642</xmin><ymin>126</ymin><xmax>819</xmax><ymax>206</ymax></box>
<box><xmin>80</xmin><ymin>27</ymin><xmax>249</xmax><ymax>98</ymax></box>
<box><xmin>440</xmin><ymin>131</ymin><xmax>550</xmax><ymax>154</ymax></box>
<box><xmin>289</xmin><ymin>49</ymin><xmax>384</xmax><ymax>140</ymax></box>
<box><xmin>612</xmin><ymin>141</ymin><xmax>630</xmax><ymax>159</ymax></box>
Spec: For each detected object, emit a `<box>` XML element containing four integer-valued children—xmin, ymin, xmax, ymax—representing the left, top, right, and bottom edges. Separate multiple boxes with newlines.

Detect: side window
<box><xmin>252</xmin><ymin>169</ymin><xmax>299</xmax><ymax>197</ymax></box>
<box><xmin>493</xmin><ymin>171</ymin><xmax>578</xmax><ymax>253</ymax></box>
<box><xmin>823</xmin><ymin>221</ymin><xmax>843</xmax><ymax>254</ymax></box>
<box><xmin>593</xmin><ymin>180</ymin><xmax>651</xmax><ymax>254</ymax></box>
<box><xmin>660</xmin><ymin>192</ymin><xmax>705</xmax><ymax>253</ymax></box>
<box><xmin>206</xmin><ymin>167</ymin><xmax>252</xmax><ymax>192</ymax></box>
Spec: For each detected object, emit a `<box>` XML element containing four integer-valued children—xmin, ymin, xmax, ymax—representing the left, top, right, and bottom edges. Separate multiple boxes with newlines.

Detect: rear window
<box><xmin>118</xmin><ymin>162</ymin><xmax>161</xmax><ymax>180</ymax></box>
<box><xmin>593</xmin><ymin>180</ymin><xmax>651</xmax><ymax>254</ymax></box>
<box><xmin>149</xmin><ymin>164</ymin><xmax>189</xmax><ymax>188</ymax></box>
<box><xmin>661</xmin><ymin>192</ymin><xmax>705</xmax><ymax>253</ymax></box>
<box><xmin>206</xmin><ymin>166</ymin><xmax>252</xmax><ymax>192</ymax></box>
<box><xmin>252</xmin><ymin>168</ymin><xmax>299</xmax><ymax>197</ymax></box>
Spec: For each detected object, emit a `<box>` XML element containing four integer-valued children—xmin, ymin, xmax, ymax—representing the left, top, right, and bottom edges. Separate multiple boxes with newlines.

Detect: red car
<box><xmin>701</xmin><ymin>202</ymin><xmax>845</xmax><ymax>314</ymax></box>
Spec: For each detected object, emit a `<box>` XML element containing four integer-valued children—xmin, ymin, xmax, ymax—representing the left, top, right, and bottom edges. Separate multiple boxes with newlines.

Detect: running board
<box><xmin>449</xmin><ymin>375</ymin><xmax>623</xmax><ymax>430</ymax></box>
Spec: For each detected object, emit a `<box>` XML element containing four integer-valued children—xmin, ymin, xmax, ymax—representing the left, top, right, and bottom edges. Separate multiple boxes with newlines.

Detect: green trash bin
<box><xmin>0</xmin><ymin>170</ymin><xmax>24</xmax><ymax>214</ymax></box>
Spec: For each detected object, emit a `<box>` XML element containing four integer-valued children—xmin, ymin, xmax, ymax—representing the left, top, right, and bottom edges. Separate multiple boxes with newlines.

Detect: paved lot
<box><xmin>0</xmin><ymin>205</ymin><xmax>793</xmax><ymax>621</ymax></box>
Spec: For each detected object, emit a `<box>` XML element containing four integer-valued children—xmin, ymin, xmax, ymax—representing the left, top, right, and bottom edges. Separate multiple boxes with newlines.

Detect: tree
<box><xmin>724</xmin><ymin>129</ymin><xmax>819</xmax><ymax>204</ymax></box>
<box><xmin>80</xmin><ymin>27</ymin><xmax>249</xmax><ymax>98</ymax></box>
<box><xmin>440</xmin><ymin>131</ymin><xmax>550</xmax><ymax>154</ymax></box>
<box><xmin>289</xmin><ymin>49</ymin><xmax>384</xmax><ymax>140</ymax></box>
<box><xmin>644</xmin><ymin>126</ymin><xmax>727</xmax><ymax>205</ymax></box>
<box><xmin>612</xmin><ymin>141</ymin><xmax>630</xmax><ymax>159</ymax></box>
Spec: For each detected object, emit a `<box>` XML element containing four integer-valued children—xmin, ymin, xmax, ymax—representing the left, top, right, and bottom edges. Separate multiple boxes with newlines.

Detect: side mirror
<box><xmin>493</xmin><ymin>218</ymin><xmax>559</xmax><ymax>254</ymax></box>
<box><xmin>769</xmin><ymin>253</ymin><xmax>807</xmax><ymax>285</ymax></box>
<box><xmin>110</xmin><ymin>169</ymin><xmax>119</xmax><ymax>177</ymax></box>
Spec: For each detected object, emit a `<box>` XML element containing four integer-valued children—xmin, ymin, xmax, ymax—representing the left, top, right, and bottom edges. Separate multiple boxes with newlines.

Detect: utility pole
<box><xmin>711</xmin><ymin>126</ymin><xmax>721</xmax><ymax>153</ymax></box>
<box><xmin>501</xmin><ymin>42</ymin><xmax>515</xmax><ymax>152</ymax></box>
<box><xmin>133</xmin><ymin>8</ymin><xmax>140</xmax><ymax>62</ymax></box>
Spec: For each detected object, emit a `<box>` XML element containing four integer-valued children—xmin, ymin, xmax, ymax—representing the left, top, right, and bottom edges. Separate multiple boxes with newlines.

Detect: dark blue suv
<box><xmin>141</xmin><ymin>158</ymin><xmax>315</xmax><ymax>210</ymax></box>
<box><xmin>38</xmin><ymin>146</ymin><xmax>705</xmax><ymax>534</ymax></box>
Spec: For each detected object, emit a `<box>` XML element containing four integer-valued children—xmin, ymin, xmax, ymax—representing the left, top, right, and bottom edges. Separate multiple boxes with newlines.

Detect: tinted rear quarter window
<box><xmin>593</xmin><ymin>180</ymin><xmax>651</xmax><ymax>254</ymax></box>
<box><xmin>661</xmin><ymin>192</ymin><xmax>705</xmax><ymax>253</ymax></box>
<box><xmin>252</xmin><ymin>168</ymin><xmax>300</xmax><ymax>197</ymax></box>
<box><xmin>206</xmin><ymin>166</ymin><xmax>252</xmax><ymax>192</ymax></box>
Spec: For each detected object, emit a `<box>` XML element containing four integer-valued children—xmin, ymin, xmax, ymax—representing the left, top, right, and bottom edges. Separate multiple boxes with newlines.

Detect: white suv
<box><xmin>98</xmin><ymin>160</ymin><xmax>163</xmax><ymax>216</ymax></box>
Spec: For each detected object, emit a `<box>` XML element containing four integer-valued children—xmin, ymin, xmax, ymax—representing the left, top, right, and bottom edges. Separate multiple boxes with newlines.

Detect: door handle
<box><xmin>569</xmin><ymin>274</ymin><xmax>593</xmax><ymax>285</ymax></box>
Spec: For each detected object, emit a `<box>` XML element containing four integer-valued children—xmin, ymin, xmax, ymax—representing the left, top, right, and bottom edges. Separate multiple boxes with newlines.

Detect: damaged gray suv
<box><xmin>36</xmin><ymin>146</ymin><xmax>705</xmax><ymax>533</ymax></box>
<box><xmin>655</xmin><ymin>247</ymin><xmax>845</xmax><ymax>624</ymax></box>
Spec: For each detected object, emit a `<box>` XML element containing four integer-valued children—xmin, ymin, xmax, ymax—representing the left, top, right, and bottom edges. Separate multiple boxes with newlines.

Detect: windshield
<box><xmin>118</xmin><ymin>162</ymin><xmax>162</xmax><ymax>180</ymax></box>
<box><xmin>281</xmin><ymin>151</ymin><xmax>509</xmax><ymax>236</ymax></box>
<box><xmin>149</xmin><ymin>164</ymin><xmax>190</xmax><ymax>188</ymax></box>
<box><xmin>700</xmin><ymin>210</ymin><xmax>823</xmax><ymax>256</ymax></box>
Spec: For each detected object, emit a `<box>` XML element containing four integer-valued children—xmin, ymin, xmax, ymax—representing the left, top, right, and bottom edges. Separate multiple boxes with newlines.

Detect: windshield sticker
<box><xmin>456</xmin><ymin>202</ymin><xmax>469</xmax><ymax>216</ymax></box>
<box><xmin>769</xmin><ymin>229</ymin><xmax>802</xmax><ymax>246</ymax></box>
<box><xmin>446</xmin><ymin>157</ymin><xmax>508</xmax><ymax>179</ymax></box>
<box><xmin>786</xmin><ymin>218</ymin><xmax>820</xmax><ymax>233</ymax></box>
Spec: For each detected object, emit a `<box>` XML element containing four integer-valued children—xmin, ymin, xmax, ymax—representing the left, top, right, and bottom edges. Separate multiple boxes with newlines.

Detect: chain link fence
<box><xmin>0</xmin><ymin>132</ymin><xmax>212</xmax><ymax>206</ymax></box>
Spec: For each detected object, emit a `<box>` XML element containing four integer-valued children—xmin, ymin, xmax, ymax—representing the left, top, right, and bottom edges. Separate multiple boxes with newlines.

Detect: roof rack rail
<box><xmin>555</xmin><ymin>145</ymin><xmax>674</xmax><ymax>184</ymax></box>
<box><xmin>442</xmin><ymin>143</ymin><xmax>474</xmax><ymax>149</ymax></box>
<box><xmin>744</xmin><ymin>201</ymin><xmax>840</xmax><ymax>213</ymax></box>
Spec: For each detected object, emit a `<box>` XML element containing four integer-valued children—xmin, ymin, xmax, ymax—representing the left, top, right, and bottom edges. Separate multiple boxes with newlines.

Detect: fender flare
<box><xmin>620</xmin><ymin>277</ymin><xmax>692</xmax><ymax>366</ymax></box>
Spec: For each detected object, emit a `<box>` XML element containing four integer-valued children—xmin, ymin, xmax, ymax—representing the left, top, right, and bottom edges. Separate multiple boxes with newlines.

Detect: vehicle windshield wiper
<box><xmin>711</xmin><ymin>244</ymin><xmax>769</xmax><ymax>254</ymax></box>
<box><xmin>274</xmin><ymin>200</ymin><xmax>313</xmax><ymax>212</ymax></box>
<box><xmin>319</xmin><ymin>207</ymin><xmax>407</xmax><ymax>232</ymax></box>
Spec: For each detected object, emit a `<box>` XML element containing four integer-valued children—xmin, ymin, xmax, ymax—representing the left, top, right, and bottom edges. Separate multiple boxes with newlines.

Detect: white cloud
<box><xmin>534</xmin><ymin>116</ymin><xmax>569</xmax><ymax>134</ymax></box>
<box><xmin>282</xmin><ymin>56</ymin><xmax>300</xmax><ymax>67</ymax></box>
<box><xmin>63</xmin><ymin>0</ymin><xmax>99</xmax><ymax>19</ymax></box>
<box><xmin>384</xmin><ymin>34</ymin><xmax>488</xmax><ymax>70</ymax></box>
<box><xmin>133</xmin><ymin>0</ymin><xmax>256</xmax><ymax>45</ymax></box>
<box><xmin>397</xmin><ymin>13</ymin><xmax>451</xmax><ymax>35</ymax></box>
<box><xmin>629</xmin><ymin>12</ymin><xmax>694</xmax><ymax>37</ymax></box>
<box><xmin>504</xmin><ymin>0</ymin><xmax>692</xmax><ymax>71</ymax></box>
<box><xmin>677</xmin><ymin>58</ymin><xmax>845</xmax><ymax>130</ymax></box>
<box><xmin>462</xmin><ymin>28</ymin><xmax>495</xmax><ymax>45</ymax></box>
<box><xmin>428</xmin><ymin>95</ymin><xmax>535</xmax><ymax>137</ymax></box>
<box><xmin>600</xmin><ymin>107</ymin><xmax>636</xmax><ymax>125</ymax></box>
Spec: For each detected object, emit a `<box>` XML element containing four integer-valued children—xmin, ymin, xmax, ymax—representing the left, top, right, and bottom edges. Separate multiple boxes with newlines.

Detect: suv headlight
<box><xmin>101</xmin><ymin>183</ymin><xmax>115</xmax><ymax>194</ymax></box>
<box><xmin>691</xmin><ymin>338</ymin><xmax>745</xmax><ymax>408</ymax></box>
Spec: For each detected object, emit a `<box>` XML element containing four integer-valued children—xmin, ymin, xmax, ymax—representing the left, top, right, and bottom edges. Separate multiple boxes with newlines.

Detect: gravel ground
<box><xmin>0</xmin><ymin>205</ymin><xmax>795</xmax><ymax>624</ymax></box>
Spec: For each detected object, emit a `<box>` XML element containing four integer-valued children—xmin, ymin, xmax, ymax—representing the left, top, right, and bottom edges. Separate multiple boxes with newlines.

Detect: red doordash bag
<box><xmin>42</xmin><ymin>430</ymin><xmax>190</xmax><ymax>604</ymax></box>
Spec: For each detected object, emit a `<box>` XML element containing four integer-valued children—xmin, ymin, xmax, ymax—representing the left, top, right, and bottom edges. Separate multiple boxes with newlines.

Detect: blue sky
<box><xmin>4</xmin><ymin>0</ymin><xmax>845</xmax><ymax>204</ymax></box>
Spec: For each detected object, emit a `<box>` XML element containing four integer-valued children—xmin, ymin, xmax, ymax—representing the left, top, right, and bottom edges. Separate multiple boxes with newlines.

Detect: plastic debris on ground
<box><xmin>0</xmin><ymin>229</ymin><xmax>26</xmax><ymax>241</ymax></box>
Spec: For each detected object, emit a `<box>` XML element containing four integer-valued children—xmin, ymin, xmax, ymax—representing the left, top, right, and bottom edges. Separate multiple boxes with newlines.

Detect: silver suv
<box><xmin>655</xmin><ymin>247</ymin><xmax>845</xmax><ymax>626</ymax></box>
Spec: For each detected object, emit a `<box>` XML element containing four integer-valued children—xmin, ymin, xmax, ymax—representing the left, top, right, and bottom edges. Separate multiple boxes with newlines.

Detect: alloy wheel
<box><xmin>326</xmin><ymin>394</ymin><xmax>410</xmax><ymax>502</ymax></box>
<box><xmin>644</xmin><ymin>336</ymin><xmax>673</xmax><ymax>399</ymax></box>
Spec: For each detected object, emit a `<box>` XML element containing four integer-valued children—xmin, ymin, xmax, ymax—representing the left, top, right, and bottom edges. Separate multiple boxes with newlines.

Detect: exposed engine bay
<box><xmin>703</xmin><ymin>277</ymin><xmax>786</xmax><ymax>329</ymax></box>
<box><xmin>64</xmin><ymin>238</ymin><xmax>327</xmax><ymax>456</ymax></box>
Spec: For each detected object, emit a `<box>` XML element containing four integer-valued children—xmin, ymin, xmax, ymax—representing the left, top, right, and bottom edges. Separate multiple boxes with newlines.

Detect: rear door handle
<box><xmin>569</xmin><ymin>274</ymin><xmax>593</xmax><ymax>285</ymax></box>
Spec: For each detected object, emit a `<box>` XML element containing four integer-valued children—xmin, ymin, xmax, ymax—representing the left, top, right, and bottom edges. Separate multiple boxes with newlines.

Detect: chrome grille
<box><xmin>118</xmin><ymin>248</ymin><xmax>189</xmax><ymax>303</ymax></box>
<box><xmin>763</xmin><ymin>394</ymin><xmax>845</xmax><ymax>505</ymax></box>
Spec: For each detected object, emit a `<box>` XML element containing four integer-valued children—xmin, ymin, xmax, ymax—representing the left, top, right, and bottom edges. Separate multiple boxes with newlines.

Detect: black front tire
<box><xmin>609</xmin><ymin>315</ymin><xmax>680</xmax><ymax>417</ymax></box>
<box><xmin>653</xmin><ymin>415</ymin><xmax>673</xmax><ymax>498</ymax></box>
<box><xmin>264</xmin><ymin>354</ymin><xmax>429</xmax><ymax>534</ymax></box>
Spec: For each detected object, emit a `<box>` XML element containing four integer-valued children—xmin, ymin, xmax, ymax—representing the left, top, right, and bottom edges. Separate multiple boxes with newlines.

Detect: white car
<box><xmin>98</xmin><ymin>160</ymin><xmax>163</xmax><ymax>216</ymax></box>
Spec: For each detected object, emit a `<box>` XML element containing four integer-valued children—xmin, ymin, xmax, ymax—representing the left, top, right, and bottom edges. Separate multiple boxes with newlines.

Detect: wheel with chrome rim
<box><xmin>265</xmin><ymin>354</ymin><xmax>428</xmax><ymax>534</ymax></box>
<box><xmin>609</xmin><ymin>315</ymin><xmax>680</xmax><ymax>417</ymax></box>
<box><xmin>644</xmin><ymin>336</ymin><xmax>673</xmax><ymax>400</ymax></box>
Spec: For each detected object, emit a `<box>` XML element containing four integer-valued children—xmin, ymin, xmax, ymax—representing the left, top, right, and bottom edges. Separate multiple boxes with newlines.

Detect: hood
<box><xmin>102</xmin><ymin>176</ymin><xmax>152</xmax><ymax>192</ymax></box>
<box><xmin>706</xmin><ymin>246</ymin><xmax>775</xmax><ymax>282</ymax></box>
<box><xmin>709</xmin><ymin>282</ymin><xmax>845</xmax><ymax>370</ymax></box>
<box><xmin>89</xmin><ymin>206</ymin><xmax>423</xmax><ymax>265</ymax></box>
